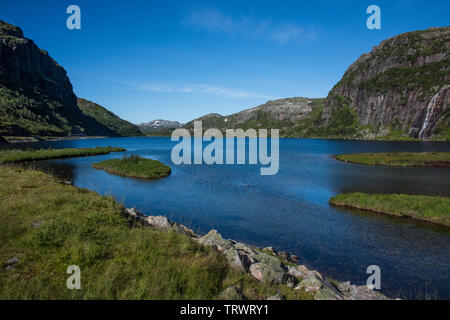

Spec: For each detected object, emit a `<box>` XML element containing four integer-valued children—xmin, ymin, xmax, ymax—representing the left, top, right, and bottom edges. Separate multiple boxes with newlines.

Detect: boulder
<box><xmin>219</xmin><ymin>286</ymin><xmax>246</xmax><ymax>300</ymax></box>
<box><xmin>337</xmin><ymin>281</ymin><xmax>351</xmax><ymax>293</ymax></box>
<box><xmin>196</xmin><ymin>230</ymin><xmax>233</xmax><ymax>252</ymax></box>
<box><xmin>172</xmin><ymin>223</ymin><xmax>196</xmax><ymax>237</ymax></box>
<box><xmin>287</xmin><ymin>266</ymin><xmax>304</xmax><ymax>278</ymax></box>
<box><xmin>249</xmin><ymin>258</ymin><xmax>285</xmax><ymax>284</ymax></box>
<box><xmin>224</xmin><ymin>248</ymin><xmax>252</xmax><ymax>271</ymax></box>
<box><xmin>296</xmin><ymin>272</ymin><xmax>323</xmax><ymax>292</ymax></box>
<box><xmin>4</xmin><ymin>257</ymin><xmax>19</xmax><ymax>270</ymax></box>
<box><xmin>263</xmin><ymin>246</ymin><xmax>276</xmax><ymax>255</ymax></box>
<box><xmin>144</xmin><ymin>215</ymin><xmax>173</xmax><ymax>230</ymax></box>
<box><xmin>277</xmin><ymin>251</ymin><xmax>290</xmax><ymax>260</ymax></box>
<box><xmin>343</xmin><ymin>285</ymin><xmax>389</xmax><ymax>300</ymax></box>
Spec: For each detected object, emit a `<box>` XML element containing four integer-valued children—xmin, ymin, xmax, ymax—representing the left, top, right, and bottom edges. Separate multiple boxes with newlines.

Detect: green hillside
<box><xmin>77</xmin><ymin>98</ymin><xmax>143</xmax><ymax>137</ymax></box>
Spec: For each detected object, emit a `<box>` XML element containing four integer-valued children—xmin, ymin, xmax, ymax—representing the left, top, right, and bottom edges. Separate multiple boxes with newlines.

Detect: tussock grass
<box><xmin>0</xmin><ymin>146</ymin><xmax>126</xmax><ymax>163</ymax></box>
<box><xmin>0</xmin><ymin>166</ymin><xmax>311</xmax><ymax>299</ymax></box>
<box><xmin>330</xmin><ymin>192</ymin><xmax>450</xmax><ymax>227</ymax></box>
<box><xmin>93</xmin><ymin>155</ymin><xmax>171</xmax><ymax>179</ymax></box>
<box><xmin>335</xmin><ymin>152</ymin><xmax>450</xmax><ymax>167</ymax></box>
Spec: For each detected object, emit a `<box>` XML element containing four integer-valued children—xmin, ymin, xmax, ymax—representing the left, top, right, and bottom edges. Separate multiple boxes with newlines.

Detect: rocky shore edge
<box><xmin>124</xmin><ymin>207</ymin><xmax>393</xmax><ymax>300</ymax></box>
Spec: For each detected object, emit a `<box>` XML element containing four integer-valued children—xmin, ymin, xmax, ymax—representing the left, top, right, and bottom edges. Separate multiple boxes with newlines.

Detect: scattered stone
<box><xmin>6</xmin><ymin>257</ymin><xmax>19</xmax><ymax>265</ymax></box>
<box><xmin>288</xmin><ymin>266</ymin><xmax>304</xmax><ymax>278</ymax></box>
<box><xmin>249</xmin><ymin>258</ymin><xmax>286</xmax><ymax>284</ymax></box>
<box><xmin>5</xmin><ymin>257</ymin><xmax>19</xmax><ymax>269</ymax></box>
<box><xmin>337</xmin><ymin>281</ymin><xmax>351</xmax><ymax>292</ymax></box>
<box><xmin>196</xmin><ymin>230</ymin><xmax>233</xmax><ymax>252</ymax></box>
<box><xmin>145</xmin><ymin>215</ymin><xmax>173</xmax><ymax>230</ymax></box>
<box><xmin>296</xmin><ymin>272</ymin><xmax>323</xmax><ymax>292</ymax></box>
<box><xmin>125</xmin><ymin>207</ymin><xmax>141</xmax><ymax>217</ymax></box>
<box><xmin>343</xmin><ymin>285</ymin><xmax>389</xmax><ymax>300</ymax></box>
<box><xmin>263</xmin><ymin>246</ymin><xmax>275</xmax><ymax>255</ymax></box>
<box><xmin>224</xmin><ymin>248</ymin><xmax>251</xmax><ymax>271</ymax></box>
<box><xmin>219</xmin><ymin>286</ymin><xmax>246</xmax><ymax>300</ymax></box>
<box><xmin>277</xmin><ymin>251</ymin><xmax>290</xmax><ymax>259</ymax></box>
<box><xmin>118</xmin><ymin>212</ymin><xmax>394</xmax><ymax>300</ymax></box>
<box><xmin>267</xmin><ymin>293</ymin><xmax>285</xmax><ymax>300</ymax></box>
<box><xmin>172</xmin><ymin>223</ymin><xmax>196</xmax><ymax>236</ymax></box>
<box><xmin>234</xmin><ymin>242</ymin><xmax>258</xmax><ymax>256</ymax></box>
<box><xmin>32</xmin><ymin>221</ymin><xmax>42</xmax><ymax>228</ymax></box>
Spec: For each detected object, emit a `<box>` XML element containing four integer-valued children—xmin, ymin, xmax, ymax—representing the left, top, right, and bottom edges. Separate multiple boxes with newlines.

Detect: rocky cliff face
<box><xmin>183</xmin><ymin>97</ymin><xmax>325</xmax><ymax>137</ymax></box>
<box><xmin>0</xmin><ymin>20</ymin><xmax>117</xmax><ymax>136</ymax></box>
<box><xmin>323</xmin><ymin>27</ymin><xmax>450</xmax><ymax>140</ymax></box>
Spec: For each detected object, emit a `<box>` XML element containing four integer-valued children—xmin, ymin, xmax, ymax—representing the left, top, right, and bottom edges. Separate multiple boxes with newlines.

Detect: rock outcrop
<box><xmin>0</xmin><ymin>20</ymin><xmax>134</xmax><ymax>137</ymax></box>
<box><xmin>124</xmin><ymin>207</ymin><xmax>393</xmax><ymax>300</ymax></box>
<box><xmin>322</xmin><ymin>26</ymin><xmax>450</xmax><ymax>140</ymax></box>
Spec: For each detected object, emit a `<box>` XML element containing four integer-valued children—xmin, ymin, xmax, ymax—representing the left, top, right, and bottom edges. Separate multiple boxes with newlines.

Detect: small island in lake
<box><xmin>93</xmin><ymin>155</ymin><xmax>171</xmax><ymax>179</ymax></box>
<box><xmin>330</xmin><ymin>193</ymin><xmax>450</xmax><ymax>227</ymax></box>
<box><xmin>335</xmin><ymin>152</ymin><xmax>450</xmax><ymax>168</ymax></box>
<box><xmin>0</xmin><ymin>146</ymin><xmax>126</xmax><ymax>164</ymax></box>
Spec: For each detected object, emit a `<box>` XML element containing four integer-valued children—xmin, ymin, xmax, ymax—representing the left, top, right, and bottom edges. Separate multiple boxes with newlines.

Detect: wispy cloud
<box><xmin>134</xmin><ymin>83</ymin><xmax>273</xmax><ymax>99</ymax></box>
<box><xmin>183</xmin><ymin>8</ymin><xmax>319</xmax><ymax>44</ymax></box>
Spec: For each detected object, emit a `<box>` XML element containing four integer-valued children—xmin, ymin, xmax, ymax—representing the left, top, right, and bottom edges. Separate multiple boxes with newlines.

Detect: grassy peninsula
<box><xmin>0</xmin><ymin>146</ymin><xmax>126</xmax><ymax>164</ymax></box>
<box><xmin>330</xmin><ymin>193</ymin><xmax>450</xmax><ymax>227</ymax></box>
<box><xmin>0</xmin><ymin>166</ymin><xmax>312</xmax><ymax>299</ymax></box>
<box><xmin>335</xmin><ymin>152</ymin><xmax>450</xmax><ymax>167</ymax></box>
<box><xmin>93</xmin><ymin>155</ymin><xmax>171</xmax><ymax>179</ymax></box>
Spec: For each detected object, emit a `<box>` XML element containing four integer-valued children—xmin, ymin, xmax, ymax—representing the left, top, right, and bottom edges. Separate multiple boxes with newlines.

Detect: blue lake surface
<box><xmin>11</xmin><ymin>137</ymin><xmax>450</xmax><ymax>299</ymax></box>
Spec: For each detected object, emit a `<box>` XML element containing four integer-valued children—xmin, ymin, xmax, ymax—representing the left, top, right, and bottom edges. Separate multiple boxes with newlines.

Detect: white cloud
<box><xmin>184</xmin><ymin>8</ymin><xmax>319</xmax><ymax>44</ymax></box>
<box><xmin>135</xmin><ymin>83</ymin><xmax>273</xmax><ymax>99</ymax></box>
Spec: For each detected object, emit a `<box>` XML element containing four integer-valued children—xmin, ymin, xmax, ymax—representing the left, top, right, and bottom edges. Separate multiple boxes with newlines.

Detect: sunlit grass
<box><xmin>335</xmin><ymin>152</ymin><xmax>450</xmax><ymax>167</ymax></box>
<box><xmin>330</xmin><ymin>192</ymin><xmax>450</xmax><ymax>227</ymax></box>
<box><xmin>0</xmin><ymin>146</ymin><xmax>126</xmax><ymax>163</ymax></box>
<box><xmin>93</xmin><ymin>155</ymin><xmax>171</xmax><ymax>179</ymax></box>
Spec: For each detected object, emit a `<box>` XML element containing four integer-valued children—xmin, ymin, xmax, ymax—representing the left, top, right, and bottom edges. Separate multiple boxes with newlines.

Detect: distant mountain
<box><xmin>78</xmin><ymin>98</ymin><xmax>143</xmax><ymax>137</ymax></box>
<box><xmin>184</xmin><ymin>27</ymin><xmax>449</xmax><ymax>141</ymax></box>
<box><xmin>183</xmin><ymin>98</ymin><xmax>326</xmax><ymax>137</ymax></box>
<box><xmin>322</xmin><ymin>26</ymin><xmax>449</xmax><ymax>140</ymax></box>
<box><xmin>138</xmin><ymin>119</ymin><xmax>182</xmax><ymax>136</ymax></box>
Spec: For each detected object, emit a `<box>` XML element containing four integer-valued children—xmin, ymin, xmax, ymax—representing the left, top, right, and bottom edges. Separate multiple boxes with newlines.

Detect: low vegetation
<box><xmin>329</xmin><ymin>192</ymin><xmax>450</xmax><ymax>227</ymax></box>
<box><xmin>0</xmin><ymin>166</ymin><xmax>312</xmax><ymax>299</ymax></box>
<box><xmin>93</xmin><ymin>155</ymin><xmax>171</xmax><ymax>179</ymax></box>
<box><xmin>77</xmin><ymin>98</ymin><xmax>143</xmax><ymax>137</ymax></box>
<box><xmin>335</xmin><ymin>152</ymin><xmax>450</xmax><ymax>167</ymax></box>
<box><xmin>0</xmin><ymin>146</ymin><xmax>126</xmax><ymax>164</ymax></box>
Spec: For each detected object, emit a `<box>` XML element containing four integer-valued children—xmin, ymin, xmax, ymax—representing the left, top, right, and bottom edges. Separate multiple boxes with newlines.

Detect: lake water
<box><xmin>9</xmin><ymin>137</ymin><xmax>450</xmax><ymax>299</ymax></box>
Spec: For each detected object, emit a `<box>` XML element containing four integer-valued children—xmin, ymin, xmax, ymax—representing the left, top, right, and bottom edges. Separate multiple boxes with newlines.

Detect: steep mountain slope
<box><xmin>78</xmin><ymin>98</ymin><xmax>143</xmax><ymax>137</ymax></box>
<box><xmin>184</xmin><ymin>98</ymin><xmax>325</xmax><ymax>137</ymax></box>
<box><xmin>138</xmin><ymin>119</ymin><xmax>182</xmax><ymax>136</ymax></box>
<box><xmin>0</xmin><ymin>20</ymin><xmax>122</xmax><ymax>137</ymax></box>
<box><xmin>323</xmin><ymin>26</ymin><xmax>450</xmax><ymax>140</ymax></box>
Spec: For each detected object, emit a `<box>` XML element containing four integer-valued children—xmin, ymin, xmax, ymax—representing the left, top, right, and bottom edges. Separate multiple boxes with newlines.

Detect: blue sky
<box><xmin>1</xmin><ymin>0</ymin><xmax>449</xmax><ymax>124</ymax></box>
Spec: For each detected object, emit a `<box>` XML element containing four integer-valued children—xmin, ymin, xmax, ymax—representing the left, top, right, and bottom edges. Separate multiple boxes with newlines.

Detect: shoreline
<box><xmin>329</xmin><ymin>193</ymin><xmax>450</xmax><ymax>228</ymax></box>
<box><xmin>126</xmin><ymin>207</ymin><xmax>393</xmax><ymax>300</ymax></box>
<box><xmin>2</xmin><ymin>135</ymin><xmax>450</xmax><ymax>145</ymax></box>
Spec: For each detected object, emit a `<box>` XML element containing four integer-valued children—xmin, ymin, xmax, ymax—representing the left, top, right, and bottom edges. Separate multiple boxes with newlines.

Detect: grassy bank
<box><xmin>329</xmin><ymin>193</ymin><xmax>450</xmax><ymax>227</ymax></box>
<box><xmin>335</xmin><ymin>152</ymin><xmax>450</xmax><ymax>167</ymax></box>
<box><xmin>0</xmin><ymin>146</ymin><xmax>126</xmax><ymax>164</ymax></box>
<box><xmin>93</xmin><ymin>155</ymin><xmax>171</xmax><ymax>179</ymax></box>
<box><xmin>0</xmin><ymin>166</ymin><xmax>311</xmax><ymax>299</ymax></box>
